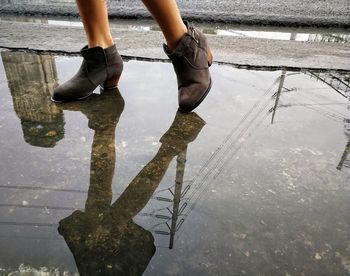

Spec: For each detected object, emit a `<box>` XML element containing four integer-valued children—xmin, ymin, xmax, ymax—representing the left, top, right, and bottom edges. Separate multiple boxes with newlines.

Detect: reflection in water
<box><xmin>270</xmin><ymin>70</ymin><xmax>350</xmax><ymax>170</ymax></box>
<box><xmin>337</xmin><ymin>93</ymin><xmax>350</xmax><ymax>170</ymax></box>
<box><xmin>1</xmin><ymin>49</ymin><xmax>349</xmax><ymax>274</ymax></box>
<box><xmin>57</xmin><ymin>91</ymin><xmax>205</xmax><ymax>275</ymax></box>
<box><xmin>1</xmin><ymin>51</ymin><xmax>64</xmax><ymax>148</ymax></box>
<box><xmin>214</xmin><ymin>30</ymin><xmax>350</xmax><ymax>43</ymax></box>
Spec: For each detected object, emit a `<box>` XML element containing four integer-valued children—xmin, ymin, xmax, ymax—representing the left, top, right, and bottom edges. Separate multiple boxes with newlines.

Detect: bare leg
<box><xmin>76</xmin><ymin>0</ymin><xmax>113</xmax><ymax>48</ymax></box>
<box><xmin>142</xmin><ymin>0</ymin><xmax>213</xmax><ymax>112</ymax></box>
<box><xmin>142</xmin><ymin>0</ymin><xmax>187</xmax><ymax>50</ymax></box>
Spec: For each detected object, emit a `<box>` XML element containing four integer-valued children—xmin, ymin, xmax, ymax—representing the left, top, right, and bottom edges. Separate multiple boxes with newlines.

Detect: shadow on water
<box><xmin>0</xmin><ymin>49</ymin><xmax>350</xmax><ymax>275</ymax></box>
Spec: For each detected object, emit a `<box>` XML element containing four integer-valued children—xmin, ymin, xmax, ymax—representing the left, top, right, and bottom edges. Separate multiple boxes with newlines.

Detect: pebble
<box><xmin>315</xmin><ymin>253</ymin><xmax>322</xmax><ymax>260</ymax></box>
<box><xmin>45</xmin><ymin>130</ymin><xmax>57</xmax><ymax>137</ymax></box>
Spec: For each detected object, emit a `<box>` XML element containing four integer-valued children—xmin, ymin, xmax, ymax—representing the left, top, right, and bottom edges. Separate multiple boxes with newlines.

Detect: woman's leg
<box><xmin>141</xmin><ymin>0</ymin><xmax>187</xmax><ymax>50</ymax></box>
<box><xmin>52</xmin><ymin>0</ymin><xmax>123</xmax><ymax>102</ymax></box>
<box><xmin>142</xmin><ymin>0</ymin><xmax>213</xmax><ymax>112</ymax></box>
<box><xmin>76</xmin><ymin>0</ymin><xmax>113</xmax><ymax>48</ymax></box>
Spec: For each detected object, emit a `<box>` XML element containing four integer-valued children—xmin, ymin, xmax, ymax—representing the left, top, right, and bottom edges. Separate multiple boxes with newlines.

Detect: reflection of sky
<box><xmin>43</xmin><ymin>19</ymin><xmax>348</xmax><ymax>43</ymax></box>
<box><xmin>47</xmin><ymin>19</ymin><xmax>151</xmax><ymax>32</ymax></box>
<box><xmin>216</xmin><ymin>29</ymin><xmax>311</xmax><ymax>41</ymax></box>
<box><xmin>47</xmin><ymin>19</ymin><xmax>83</xmax><ymax>27</ymax></box>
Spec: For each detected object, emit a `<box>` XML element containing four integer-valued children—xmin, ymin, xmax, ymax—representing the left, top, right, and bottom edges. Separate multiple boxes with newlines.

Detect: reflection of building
<box><xmin>1</xmin><ymin>51</ymin><xmax>65</xmax><ymax>147</ymax></box>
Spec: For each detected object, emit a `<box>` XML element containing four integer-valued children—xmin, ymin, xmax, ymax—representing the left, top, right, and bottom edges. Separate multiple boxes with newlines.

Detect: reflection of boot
<box><xmin>52</xmin><ymin>45</ymin><xmax>123</xmax><ymax>102</ymax></box>
<box><xmin>63</xmin><ymin>89</ymin><xmax>125</xmax><ymax>130</ymax></box>
<box><xmin>159</xmin><ymin>111</ymin><xmax>206</xmax><ymax>156</ymax></box>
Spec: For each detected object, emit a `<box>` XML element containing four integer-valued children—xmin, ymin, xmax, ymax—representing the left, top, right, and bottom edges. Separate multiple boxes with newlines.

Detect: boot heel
<box><xmin>208</xmin><ymin>49</ymin><xmax>213</xmax><ymax>67</ymax></box>
<box><xmin>102</xmin><ymin>74</ymin><xmax>121</xmax><ymax>90</ymax></box>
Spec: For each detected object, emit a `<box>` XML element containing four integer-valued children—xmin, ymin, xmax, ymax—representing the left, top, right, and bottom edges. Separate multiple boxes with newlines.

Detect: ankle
<box><xmin>165</xmin><ymin>23</ymin><xmax>187</xmax><ymax>51</ymax></box>
<box><xmin>88</xmin><ymin>36</ymin><xmax>114</xmax><ymax>49</ymax></box>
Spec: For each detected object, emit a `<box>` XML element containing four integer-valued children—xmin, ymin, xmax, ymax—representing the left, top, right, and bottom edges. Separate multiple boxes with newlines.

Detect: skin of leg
<box><xmin>76</xmin><ymin>0</ymin><xmax>114</xmax><ymax>48</ymax></box>
<box><xmin>142</xmin><ymin>0</ymin><xmax>187</xmax><ymax>50</ymax></box>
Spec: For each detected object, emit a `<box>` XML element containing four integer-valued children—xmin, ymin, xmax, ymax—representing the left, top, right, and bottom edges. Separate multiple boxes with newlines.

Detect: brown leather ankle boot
<box><xmin>52</xmin><ymin>44</ymin><xmax>123</xmax><ymax>102</ymax></box>
<box><xmin>164</xmin><ymin>21</ymin><xmax>213</xmax><ymax>113</ymax></box>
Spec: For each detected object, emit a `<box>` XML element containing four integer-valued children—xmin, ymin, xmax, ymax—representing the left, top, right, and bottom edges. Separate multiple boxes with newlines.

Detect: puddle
<box><xmin>0</xmin><ymin>50</ymin><xmax>349</xmax><ymax>275</ymax></box>
<box><xmin>214</xmin><ymin>29</ymin><xmax>350</xmax><ymax>43</ymax></box>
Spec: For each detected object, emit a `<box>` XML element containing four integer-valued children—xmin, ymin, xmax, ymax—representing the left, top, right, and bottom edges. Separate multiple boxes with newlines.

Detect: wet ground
<box><xmin>1</xmin><ymin>16</ymin><xmax>349</xmax><ymax>71</ymax></box>
<box><xmin>0</xmin><ymin>50</ymin><xmax>349</xmax><ymax>275</ymax></box>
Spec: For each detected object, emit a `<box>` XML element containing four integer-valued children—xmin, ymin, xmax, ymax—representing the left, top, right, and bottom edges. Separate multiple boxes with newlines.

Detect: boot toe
<box><xmin>52</xmin><ymin>81</ymin><xmax>94</xmax><ymax>102</ymax></box>
<box><xmin>178</xmin><ymin>81</ymin><xmax>211</xmax><ymax>112</ymax></box>
<box><xmin>52</xmin><ymin>86</ymin><xmax>67</xmax><ymax>102</ymax></box>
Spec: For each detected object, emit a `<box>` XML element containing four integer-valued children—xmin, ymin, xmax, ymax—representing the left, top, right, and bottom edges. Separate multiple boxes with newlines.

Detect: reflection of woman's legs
<box><xmin>76</xmin><ymin>0</ymin><xmax>113</xmax><ymax>49</ymax></box>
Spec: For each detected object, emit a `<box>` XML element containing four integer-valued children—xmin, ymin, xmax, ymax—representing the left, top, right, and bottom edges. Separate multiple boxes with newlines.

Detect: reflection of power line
<box><xmin>180</xmin><ymin>76</ymin><xmax>281</xmax><ymax>201</ymax></box>
<box><xmin>181</xmin><ymin>111</ymin><xmax>271</xmax><ymax>230</ymax></box>
<box><xmin>279</xmin><ymin>103</ymin><xmax>346</xmax><ymax>107</ymax></box>
<box><xmin>306</xmin><ymin>72</ymin><xmax>349</xmax><ymax>98</ymax></box>
<box><xmin>269</xmin><ymin>70</ymin><xmax>347</xmax><ymax>123</ymax></box>
<box><xmin>144</xmin><ymin>89</ymin><xmax>279</xmax><ymax>248</ymax></box>
<box><xmin>172</xmin><ymin>75</ymin><xmax>279</xmax><ymax>232</ymax></box>
<box><xmin>300</xmin><ymin>105</ymin><xmax>343</xmax><ymax>122</ymax></box>
<box><xmin>182</xmin><ymin>104</ymin><xmax>271</xmax><ymax>221</ymax></box>
<box><xmin>174</xmin><ymin>68</ymin><xmax>349</xmax><ymax>244</ymax></box>
<box><xmin>278</xmin><ymin>93</ymin><xmax>345</xmax><ymax>122</ymax></box>
<box><xmin>283</xmin><ymin>90</ymin><xmax>346</xmax><ymax>123</ymax></box>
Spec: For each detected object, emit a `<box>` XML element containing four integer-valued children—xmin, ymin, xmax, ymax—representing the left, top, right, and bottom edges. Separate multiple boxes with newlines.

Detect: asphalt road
<box><xmin>0</xmin><ymin>0</ymin><xmax>349</xmax><ymax>27</ymax></box>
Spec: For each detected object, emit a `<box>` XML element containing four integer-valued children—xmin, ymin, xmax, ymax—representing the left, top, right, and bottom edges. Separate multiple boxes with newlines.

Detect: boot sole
<box><xmin>50</xmin><ymin>91</ymin><xmax>94</xmax><ymax>103</ymax></box>
<box><xmin>179</xmin><ymin>77</ymin><xmax>213</xmax><ymax>113</ymax></box>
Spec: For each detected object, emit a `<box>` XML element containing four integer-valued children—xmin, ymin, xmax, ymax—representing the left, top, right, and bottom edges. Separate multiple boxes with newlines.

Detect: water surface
<box><xmin>0</xmin><ymin>51</ymin><xmax>349</xmax><ymax>275</ymax></box>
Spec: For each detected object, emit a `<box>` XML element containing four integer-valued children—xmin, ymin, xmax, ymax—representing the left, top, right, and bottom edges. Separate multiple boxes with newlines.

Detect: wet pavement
<box><xmin>0</xmin><ymin>50</ymin><xmax>350</xmax><ymax>275</ymax></box>
<box><xmin>1</xmin><ymin>16</ymin><xmax>350</xmax><ymax>71</ymax></box>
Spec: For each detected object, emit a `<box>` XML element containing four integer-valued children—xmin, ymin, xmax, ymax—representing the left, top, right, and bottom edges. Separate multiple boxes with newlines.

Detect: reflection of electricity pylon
<box><xmin>169</xmin><ymin>149</ymin><xmax>187</xmax><ymax>249</ymax></box>
<box><xmin>271</xmin><ymin>70</ymin><xmax>287</xmax><ymax>124</ymax></box>
<box><xmin>337</xmin><ymin>140</ymin><xmax>350</xmax><ymax>170</ymax></box>
<box><xmin>270</xmin><ymin>32</ymin><xmax>296</xmax><ymax>125</ymax></box>
<box><xmin>152</xmin><ymin>148</ymin><xmax>188</xmax><ymax>249</ymax></box>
